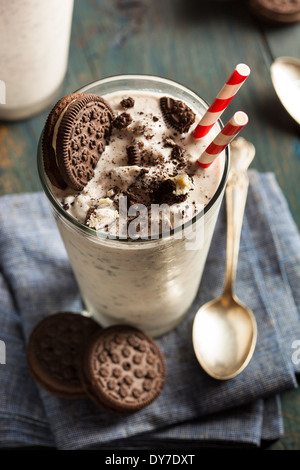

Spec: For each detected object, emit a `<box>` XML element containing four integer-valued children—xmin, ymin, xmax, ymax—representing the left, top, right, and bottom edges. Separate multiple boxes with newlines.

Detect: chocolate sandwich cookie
<box><xmin>126</xmin><ymin>144</ymin><xmax>141</xmax><ymax>165</ymax></box>
<box><xmin>249</xmin><ymin>0</ymin><xmax>300</xmax><ymax>23</ymax></box>
<box><xmin>160</xmin><ymin>97</ymin><xmax>195</xmax><ymax>133</ymax></box>
<box><xmin>80</xmin><ymin>325</ymin><xmax>166</xmax><ymax>413</ymax></box>
<box><xmin>43</xmin><ymin>93</ymin><xmax>115</xmax><ymax>191</ymax></box>
<box><xmin>42</xmin><ymin>93</ymin><xmax>84</xmax><ymax>189</ymax></box>
<box><xmin>27</xmin><ymin>312</ymin><xmax>101</xmax><ymax>398</ymax></box>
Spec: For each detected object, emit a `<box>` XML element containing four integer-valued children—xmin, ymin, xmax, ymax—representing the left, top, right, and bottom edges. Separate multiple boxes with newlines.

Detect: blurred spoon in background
<box><xmin>271</xmin><ymin>56</ymin><xmax>300</xmax><ymax>126</ymax></box>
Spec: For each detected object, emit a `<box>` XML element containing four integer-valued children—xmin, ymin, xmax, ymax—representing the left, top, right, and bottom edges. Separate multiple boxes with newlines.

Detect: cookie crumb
<box><xmin>113</xmin><ymin>112</ymin><xmax>133</xmax><ymax>129</ymax></box>
<box><xmin>120</xmin><ymin>97</ymin><xmax>135</xmax><ymax>109</ymax></box>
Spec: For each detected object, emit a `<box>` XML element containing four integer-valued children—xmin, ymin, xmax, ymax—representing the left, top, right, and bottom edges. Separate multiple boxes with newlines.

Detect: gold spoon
<box><xmin>192</xmin><ymin>137</ymin><xmax>257</xmax><ymax>380</ymax></box>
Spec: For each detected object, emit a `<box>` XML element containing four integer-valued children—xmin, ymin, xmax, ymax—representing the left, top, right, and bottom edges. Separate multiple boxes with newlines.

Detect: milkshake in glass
<box><xmin>0</xmin><ymin>0</ymin><xmax>74</xmax><ymax>120</ymax></box>
<box><xmin>38</xmin><ymin>75</ymin><xmax>229</xmax><ymax>337</ymax></box>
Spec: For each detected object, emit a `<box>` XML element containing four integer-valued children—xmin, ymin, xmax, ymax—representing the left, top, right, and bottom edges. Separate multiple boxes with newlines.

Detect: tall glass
<box><xmin>0</xmin><ymin>0</ymin><xmax>74</xmax><ymax>120</ymax></box>
<box><xmin>37</xmin><ymin>75</ymin><xmax>229</xmax><ymax>337</ymax></box>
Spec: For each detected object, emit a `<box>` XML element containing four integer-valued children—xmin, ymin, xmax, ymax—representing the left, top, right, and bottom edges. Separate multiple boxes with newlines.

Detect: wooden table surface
<box><xmin>1</xmin><ymin>0</ymin><xmax>300</xmax><ymax>450</ymax></box>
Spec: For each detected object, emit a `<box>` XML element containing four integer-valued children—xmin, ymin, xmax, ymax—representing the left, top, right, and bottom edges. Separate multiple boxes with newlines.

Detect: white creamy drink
<box><xmin>0</xmin><ymin>0</ymin><xmax>73</xmax><ymax>120</ymax></box>
<box><xmin>39</xmin><ymin>76</ymin><xmax>228</xmax><ymax>337</ymax></box>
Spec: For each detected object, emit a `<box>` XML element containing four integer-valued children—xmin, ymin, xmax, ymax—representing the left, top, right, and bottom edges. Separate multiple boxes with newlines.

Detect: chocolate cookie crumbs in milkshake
<box><xmin>46</xmin><ymin>90</ymin><xmax>224</xmax><ymax>237</ymax></box>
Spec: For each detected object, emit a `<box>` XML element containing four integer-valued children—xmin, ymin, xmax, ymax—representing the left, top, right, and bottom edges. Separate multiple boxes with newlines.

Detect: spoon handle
<box><xmin>222</xmin><ymin>167</ymin><xmax>249</xmax><ymax>298</ymax></box>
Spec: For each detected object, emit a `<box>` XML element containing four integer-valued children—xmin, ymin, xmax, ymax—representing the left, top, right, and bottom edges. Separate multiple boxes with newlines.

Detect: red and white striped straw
<box><xmin>197</xmin><ymin>111</ymin><xmax>248</xmax><ymax>168</ymax></box>
<box><xmin>193</xmin><ymin>64</ymin><xmax>250</xmax><ymax>139</ymax></box>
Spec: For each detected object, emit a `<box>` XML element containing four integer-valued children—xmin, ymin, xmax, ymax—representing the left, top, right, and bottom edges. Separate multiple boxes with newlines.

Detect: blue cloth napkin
<box><xmin>0</xmin><ymin>170</ymin><xmax>300</xmax><ymax>449</ymax></box>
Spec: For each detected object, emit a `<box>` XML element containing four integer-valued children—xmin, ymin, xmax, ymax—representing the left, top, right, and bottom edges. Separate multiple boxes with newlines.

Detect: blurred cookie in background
<box><xmin>249</xmin><ymin>0</ymin><xmax>300</xmax><ymax>24</ymax></box>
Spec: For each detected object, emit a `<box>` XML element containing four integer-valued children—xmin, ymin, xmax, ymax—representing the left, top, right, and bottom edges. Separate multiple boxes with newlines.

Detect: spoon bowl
<box><xmin>271</xmin><ymin>56</ymin><xmax>300</xmax><ymax>125</ymax></box>
<box><xmin>193</xmin><ymin>294</ymin><xmax>257</xmax><ymax>380</ymax></box>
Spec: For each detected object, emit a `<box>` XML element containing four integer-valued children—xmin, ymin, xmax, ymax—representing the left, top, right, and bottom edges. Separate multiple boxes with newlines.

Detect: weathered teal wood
<box><xmin>0</xmin><ymin>0</ymin><xmax>300</xmax><ymax>449</ymax></box>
